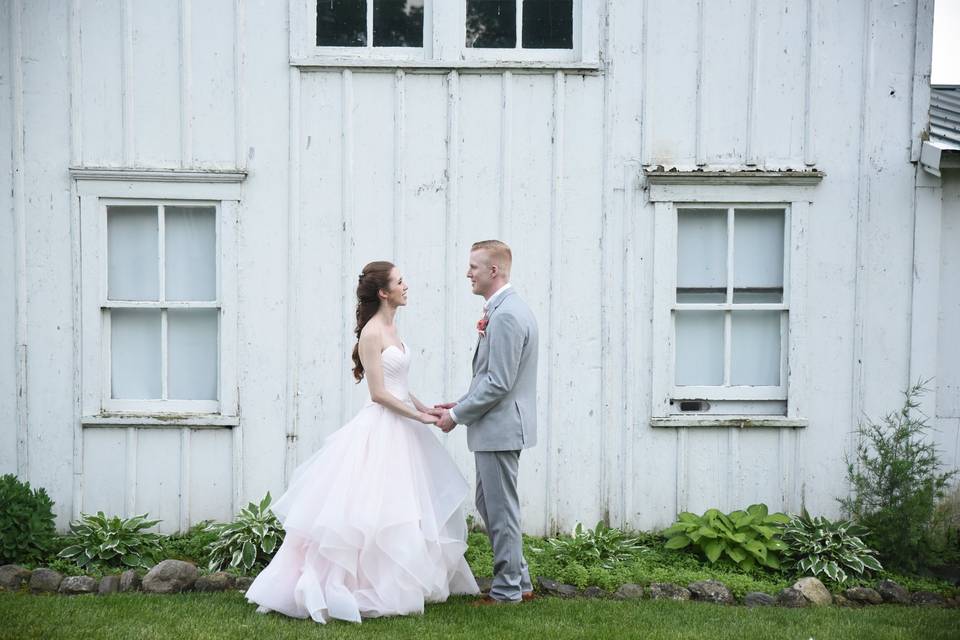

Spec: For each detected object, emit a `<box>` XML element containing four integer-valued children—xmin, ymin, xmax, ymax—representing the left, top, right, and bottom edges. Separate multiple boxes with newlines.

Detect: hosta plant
<box><xmin>0</xmin><ymin>474</ymin><xmax>57</xmax><ymax>565</ymax></box>
<box><xmin>207</xmin><ymin>492</ymin><xmax>284</xmax><ymax>573</ymax></box>
<box><xmin>663</xmin><ymin>503</ymin><xmax>790</xmax><ymax>571</ymax></box>
<box><xmin>782</xmin><ymin>507</ymin><xmax>882</xmax><ymax>584</ymax></box>
<box><xmin>532</xmin><ymin>521</ymin><xmax>645</xmax><ymax>570</ymax></box>
<box><xmin>59</xmin><ymin>512</ymin><xmax>163</xmax><ymax>570</ymax></box>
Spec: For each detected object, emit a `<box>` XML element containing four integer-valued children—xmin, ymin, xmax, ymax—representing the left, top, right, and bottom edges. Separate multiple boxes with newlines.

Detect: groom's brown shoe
<box><xmin>522</xmin><ymin>591</ymin><xmax>537</xmax><ymax>602</ymax></box>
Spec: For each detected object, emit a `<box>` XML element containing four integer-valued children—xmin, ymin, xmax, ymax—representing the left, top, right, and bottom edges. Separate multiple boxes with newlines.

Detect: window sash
<box><xmin>99</xmin><ymin>199</ymin><xmax>223</xmax><ymax>412</ymax></box>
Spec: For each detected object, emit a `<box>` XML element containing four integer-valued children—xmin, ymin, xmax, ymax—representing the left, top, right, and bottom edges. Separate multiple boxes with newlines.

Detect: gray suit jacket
<box><xmin>454</xmin><ymin>288</ymin><xmax>538</xmax><ymax>452</ymax></box>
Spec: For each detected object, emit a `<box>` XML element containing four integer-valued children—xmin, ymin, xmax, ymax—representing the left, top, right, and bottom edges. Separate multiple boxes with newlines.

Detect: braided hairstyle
<box><xmin>352</xmin><ymin>261</ymin><xmax>395</xmax><ymax>382</ymax></box>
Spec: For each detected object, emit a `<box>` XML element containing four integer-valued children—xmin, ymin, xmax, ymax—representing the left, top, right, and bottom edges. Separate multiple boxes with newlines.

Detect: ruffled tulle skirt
<box><xmin>245</xmin><ymin>402</ymin><xmax>479</xmax><ymax>623</ymax></box>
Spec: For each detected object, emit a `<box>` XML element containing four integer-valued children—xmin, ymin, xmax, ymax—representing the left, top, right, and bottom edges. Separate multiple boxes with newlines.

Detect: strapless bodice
<box><xmin>379</xmin><ymin>342</ymin><xmax>410</xmax><ymax>400</ymax></box>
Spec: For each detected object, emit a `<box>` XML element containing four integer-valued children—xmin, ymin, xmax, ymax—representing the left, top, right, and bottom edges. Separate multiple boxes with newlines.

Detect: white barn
<box><xmin>1</xmin><ymin>0</ymin><xmax>958</xmax><ymax>535</ymax></box>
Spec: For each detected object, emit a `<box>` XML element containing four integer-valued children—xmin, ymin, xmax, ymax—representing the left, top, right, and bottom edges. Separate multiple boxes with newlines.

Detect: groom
<box><xmin>434</xmin><ymin>240</ymin><xmax>539</xmax><ymax>604</ymax></box>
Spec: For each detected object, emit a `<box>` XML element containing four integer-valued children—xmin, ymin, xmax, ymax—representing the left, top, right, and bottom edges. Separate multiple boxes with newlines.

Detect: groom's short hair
<box><xmin>471</xmin><ymin>240</ymin><xmax>512</xmax><ymax>279</ymax></box>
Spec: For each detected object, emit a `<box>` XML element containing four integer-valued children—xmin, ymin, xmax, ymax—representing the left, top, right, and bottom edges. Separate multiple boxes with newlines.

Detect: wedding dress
<box><xmin>245</xmin><ymin>342</ymin><xmax>479</xmax><ymax>623</ymax></box>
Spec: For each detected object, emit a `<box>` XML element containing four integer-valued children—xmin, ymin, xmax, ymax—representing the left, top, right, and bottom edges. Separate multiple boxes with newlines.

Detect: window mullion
<box><xmin>516</xmin><ymin>0</ymin><xmax>523</xmax><ymax>49</ymax></box>
<box><xmin>367</xmin><ymin>0</ymin><xmax>374</xmax><ymax>48</ymax></box>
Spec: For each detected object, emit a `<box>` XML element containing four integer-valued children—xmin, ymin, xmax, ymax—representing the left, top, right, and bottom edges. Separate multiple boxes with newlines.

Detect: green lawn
<box><xmin>1</xmin><ymin>590</ymin><xmax>957</xmax><ymax>640</ymax></box>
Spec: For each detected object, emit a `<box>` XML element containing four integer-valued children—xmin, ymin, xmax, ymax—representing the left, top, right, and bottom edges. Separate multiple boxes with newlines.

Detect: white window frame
<box><xmin>647</xmin><ymin>176</ymin><xmax>818</xmax><ymax>428</ymax></box>
<box><xmin>75</xmin><ymin>172</ymin><xmax>242</xmax><ymax>423</ymax></box>
<box><xmin>290</xmin><ymin>0</ymin><xmax>600</xmax><ymax>67</ymax></box>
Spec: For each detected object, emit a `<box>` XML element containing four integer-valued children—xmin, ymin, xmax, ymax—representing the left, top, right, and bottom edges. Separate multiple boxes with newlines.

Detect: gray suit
<box><xmin>453</xmin><ymin>287</ymin><xmax>538</xmax><ymax>602</ymax></box>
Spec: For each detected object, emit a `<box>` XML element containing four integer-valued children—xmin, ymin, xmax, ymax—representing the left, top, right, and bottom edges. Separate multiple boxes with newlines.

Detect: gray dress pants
<box><xmin>474</xmin><ymin>450</ymin><xmax>532</xmax><ymax>601</ymax></box>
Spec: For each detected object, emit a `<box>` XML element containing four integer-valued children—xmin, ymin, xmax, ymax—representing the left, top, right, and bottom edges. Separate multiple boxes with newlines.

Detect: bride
<box><xmin>245</xmin><ymin>261</ymin><xmax>480</xmax><ymax>623</ymax></box>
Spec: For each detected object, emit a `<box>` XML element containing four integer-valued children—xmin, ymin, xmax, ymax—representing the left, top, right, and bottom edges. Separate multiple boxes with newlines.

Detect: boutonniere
<box><xmin>476</xmin><ymin>315</ymin><xmax>489</xmax><ymax>337</ymax></box>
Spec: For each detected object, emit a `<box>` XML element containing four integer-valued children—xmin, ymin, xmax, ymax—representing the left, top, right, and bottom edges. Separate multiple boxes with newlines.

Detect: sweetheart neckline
<box><xmin>382</xmin><ymin>341</ymin><xmax>407</xmax><ymax>356</ymax></box>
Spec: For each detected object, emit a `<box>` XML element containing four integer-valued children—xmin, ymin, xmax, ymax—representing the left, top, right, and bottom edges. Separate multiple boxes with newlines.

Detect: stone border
<box><xmin>2</xmin><ymin>563</ymin><xmax>958</xmax><ymax>608</ymax></box>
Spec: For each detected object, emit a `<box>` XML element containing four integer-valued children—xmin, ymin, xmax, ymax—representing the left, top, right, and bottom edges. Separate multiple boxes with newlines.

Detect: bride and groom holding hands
<box><xmin>245</xmin><ymin>240</ymin><xmax>539</xmax><ymax>623</ymax></box>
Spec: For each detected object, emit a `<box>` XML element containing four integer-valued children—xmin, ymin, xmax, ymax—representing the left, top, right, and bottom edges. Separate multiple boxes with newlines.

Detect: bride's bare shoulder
<box><xmin>358</xmin><ymin>322</ymin><xmax>383</xmax><ymax>349</ymax></box>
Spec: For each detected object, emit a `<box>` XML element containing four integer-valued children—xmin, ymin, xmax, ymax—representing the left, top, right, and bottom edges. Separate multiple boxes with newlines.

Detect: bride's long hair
<box><xmin>352</xmin><ymin>261</ymin><xmax>395</xmax><ymax>383</ymax></box>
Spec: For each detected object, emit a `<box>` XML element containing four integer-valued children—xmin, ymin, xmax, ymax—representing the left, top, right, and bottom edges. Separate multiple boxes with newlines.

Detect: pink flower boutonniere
<box><xmin>477</xmin><ymin>316</ymin><xmax>489</xmax><ymax>337</ymax></box>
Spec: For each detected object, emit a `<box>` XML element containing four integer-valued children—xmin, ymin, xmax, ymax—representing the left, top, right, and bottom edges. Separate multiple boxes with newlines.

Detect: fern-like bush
<box><xmin>663</xmin><ymin>504</ymin><xmax>790</xmax><ymax>571</ymax></box>
<box><xmin>531</xmin><ymin>521</ymin><xmax>645</xmax><ymax>570</ymax></box>
<box><xmin>59</xmin><ymin>512</ymin><xmax>163</xmax><ymax>570</ymax></box>
<box><xmin>206</xmin><ymin>493</ymin><xmax>284</xmax><ymax>574</ymax></box>
<box><xmin>839</xmin><ymin>380</ymin><xmax>957</xmax><ymax>572</ymax></box>
<box><xmin>0</xmin><ymin>474</ymin><xmax>57</xmax><ymax>565</ymax></box>
<box><xmin>781</xmin><ymin>508</ymin><xmax>882</xmax><ymax>584</ymax></box>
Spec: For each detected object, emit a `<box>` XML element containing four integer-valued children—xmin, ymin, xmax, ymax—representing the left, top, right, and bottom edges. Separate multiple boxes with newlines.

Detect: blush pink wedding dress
<box><xmin>245</xmin><ymin>342</ymin><xmax>479</xmax><ymax>623</ymax></box>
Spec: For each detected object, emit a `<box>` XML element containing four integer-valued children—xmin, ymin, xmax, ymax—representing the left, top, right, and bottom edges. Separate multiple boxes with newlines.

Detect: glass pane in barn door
<box><xmin>675</xmin><ymin>311</ymin><xmax>724</xmax><ymax>386</ymax></box>
<box><xmin>676</xmin><ymin>209</ymin><xmax>727</xmax><ymax>302</ymax></box>
<box><xmin>733</xmin><ymin>209</ymin><xmax>784</xmax><ymax>303</ymax></box>
<box><xmin>466</xmin><ymin>0</ymin><xmax>517</xmax><ymax>47</ymax></box>
<box><xmin>373</xmin><ymin>0</ymin><xmax>424</xmax><ymax>46</ymax></box>
<box><xmin>522</xmin><ymin>0</ymin><xmax>573</xmax><ymax>49</ymax></box>
<box><xmin>168</xmin><ymin>309</ymin><xmax>219</xmax><ymax>400</ymax></box>
<box><xmin>111</xmin><ymin>309</ymin><xmax>162</xmax><ymax>399</ymax></box>
<box><xmin>316</xmin><ymin>0</ymin><xmax>367</xmax><ymax>46</ymax></box>
<box><xmin>165</xmin><ymin>206</ymin><xmax>216</xmax><ymax>301</ymax></box>
<box><xmin>108</xmin><ymin>206</ymin><xmax>158</xmax><ymax>301</ymax></box>
<box><xmin>730</xmin><ymin>311</ymin><xmax>782</xmax><ymax>386</ymax></box>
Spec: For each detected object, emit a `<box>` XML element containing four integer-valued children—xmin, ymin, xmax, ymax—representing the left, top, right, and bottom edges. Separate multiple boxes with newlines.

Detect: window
<box><xmin>75</xmin><ymin>171</ymin><xmax>242</xmax><ymax>422</ymax></box>
<box><xmin>316</xmin><ymin>0</ymin><xmax>425</xmax><ymax>48</ymax></box>
<box><xmin>673</xmin><ymin>206</ymin><xmax>788</xmax><ymax>415</ymax></box>
<box><xmin>466</xmin><ymin>0</ymin><xmax>573</xmax><ymax>49</ymax></box>
<box><xmin>105</xmin><ymin>203</ymin><xmax>220</xmax><ymax>411</ymax></box>
<box><xmin>645</xmin><ymin>171</ymin><xmax>821</xmax><ymax>427</ymax></box>
<box><xmin>291</xmin><ymin>0</ymin><xmax>597</xmax><ymax>65</ymax></box>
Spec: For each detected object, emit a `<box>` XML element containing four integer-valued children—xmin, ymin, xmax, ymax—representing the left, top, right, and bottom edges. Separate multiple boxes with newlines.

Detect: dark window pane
<box><xmin>522</xmin><ymin>0</ymin><xmax>572</xmax><ymax>49</ymax></box>
<box><xmin>373</xmin><ymin>0</ymin><xmax>424</xmax><ymax>47</ymax></box>
<box><xmin>466</xmin><ymin>0</ymin><xmax>516</xmax><ymax>48</ymax></box>
<box><xmin>316</xmin><ymin>0</ymin><xmax>366</xmax><ymax>47</ymax></box>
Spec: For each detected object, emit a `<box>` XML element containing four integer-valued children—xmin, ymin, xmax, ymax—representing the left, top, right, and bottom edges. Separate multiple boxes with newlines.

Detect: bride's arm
<box><xmin>408</xmin><ymin>393</ymin><xmax>429</xmax><ymax>413</ymax></box>
<box><xmin>358</xmin><ymin>333</ymin><xmax>437</xmax><ymax>424</ymax></box>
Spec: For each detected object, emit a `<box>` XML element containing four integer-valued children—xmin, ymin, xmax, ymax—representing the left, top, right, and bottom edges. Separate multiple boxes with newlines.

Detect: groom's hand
<box><xmin>434</xmin><ymin>402</ymin><xmax>457</xmax><ymax>410</ymax></box>
<box><xmin>437</xmin><ymin>409</ymin><xmax>457</xmax><ymax>433</ymax></box>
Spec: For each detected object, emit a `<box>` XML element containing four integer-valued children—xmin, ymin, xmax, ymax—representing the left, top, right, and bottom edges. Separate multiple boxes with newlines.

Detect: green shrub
<box><xmin>0</xmin><ymin>474</ymin><xmax>57</xmax><ymax>565</ymax></box>
<box><xmin>58</xmin><ymin>512</ymin><xmax>163</xmax><ymax>570</ymax></box>
<box><xmin>839</xmin><ymin>380</ymin><xmax>957</xmax><ymax>572</ymax></box>
<box><xmin>158</xmin><ymin>521</ymin><xmax>218</xmax><ymax>566</ymax></box>
<box><xmin>531</xmin><ymin>521</ymin><xmax>646</xmax><ymax>571</ymax></box>
<box><xmin>662</xmin><ymin>504</ymin><xmax>790</xmax><ymax>571</ymax></box>
<box><xmin>781</xmin><ymin>508</ymin><xmax>882</xmax><ymax>584</ymax></box>
<box><xmin>206</xmin><ymin>493</ymin><xmax>284</xmax><ymax>574</ymax></box>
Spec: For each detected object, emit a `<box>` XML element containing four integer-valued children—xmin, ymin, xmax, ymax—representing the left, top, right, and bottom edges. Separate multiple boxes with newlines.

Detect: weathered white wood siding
<box><xmin>1</xmin><ymin>0</ymin><xmax>956</xmax><ymax>535</ymax></box>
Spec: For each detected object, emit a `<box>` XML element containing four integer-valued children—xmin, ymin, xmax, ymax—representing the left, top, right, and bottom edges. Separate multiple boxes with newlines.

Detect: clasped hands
<box><xmin>424</xmin><ymin>402</ymin><xmax>457</xmax><ymax>433</ymax></box>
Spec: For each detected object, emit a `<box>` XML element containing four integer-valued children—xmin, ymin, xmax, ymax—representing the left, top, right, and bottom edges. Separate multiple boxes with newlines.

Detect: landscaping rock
<box><xmin>876</xmin><ymin>579</ymin><xmax>910</xmax><ymax>604</ymax></box>
<box><xmin>234</xmin><ymin>576</ymin><xmax>254</xmax><ymax>593</ymax></box>
<box><xmin>910</xmin><ymin>591</ymin><xmax>946</xmax><ymax>606</ymax></box>
<box><xmin>537</xmin><ymin>577</ymin><xmax>578</xmax><ymax>598</ymax></box>
<box><xmin>648</xmin><ymin>583</ymin><xmax>691</xmax><ymax>601</ymax></box>
<box><xmin>98</xmin><ymin>575</ymin><xmax>120</xmax><ymax>595</ymax></box>
<box><xmin>833</xmin><ymin>593</ymin><xmax>856</xmax><ymax>608</ymax></box>
<box><xmin>775</xmin><ymin>587</ymin><xmax>808</xmax><ymax>608</ymax></box>
<box><xmin>29</xmin><ymin>568</ymin><xmax>64</xmax><ymax>593</ymax></box>
<box><xmin>119</xmin><ymin>570</ymin><xmax>141</xmax><ymax>592</ymax></box>
<box><xmin>476</xmin><ymin>577</ymin><xmax>493</xmax><ymax>593</ymax></box>
<box><xmin>844</xmin><ymin>586</ymin><xmax>882</xmax><ymax>605</ymax></box>
<box><xmin>792</xmin><ymin>577</ymin><xmax>832</xmax><ymax>606</ymax></box>
<box><xmin>142</xmin><ymin>560</ymin><xmax>198</xmax><ymax>594</ymax></box>
<box><xmin>0</xmin><ymin>565</ymin><xmax>31</xmax><ymax>591</ymax></box>
<box><xmin>59</xmin><ymin>576</ymin><xmax>99</xmax><ymax>595</ymax></box>
<box><xmin>613</xmin><ymin>583</ymin><xmax>644</xmax><ymax>600</ymax></box>
<box><xmin>688</xmin><ymin>580</ymin><xmax>734</xmax><ymax>604</ymax></box>
<box><xmin>582</xmin><ymin>586</ymin><xmax>606</xmax><ymax>598</ymax></box>
<box><xmin>194</xmin><ymin>572</ymin><xmax>236</xmax><ymax>592</ymax></box>
<box><xmin>743</xmin><ymin>592</ymin><xmax>775</xmax><ymax>607</ymax></box>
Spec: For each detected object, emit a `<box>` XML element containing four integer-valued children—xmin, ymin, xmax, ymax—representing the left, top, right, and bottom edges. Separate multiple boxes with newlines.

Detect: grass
<box><xmin>2</xmin><ymin>589</ymin><xmax>957</xmax><ymax>640</ymax></box>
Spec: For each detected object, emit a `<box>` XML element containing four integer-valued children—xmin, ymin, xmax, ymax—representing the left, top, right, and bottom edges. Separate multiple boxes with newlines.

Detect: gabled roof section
<box><xmin>921</xmin><ymin>86</ymin><xmax>960</xmax><ymax>176</ymax></box>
